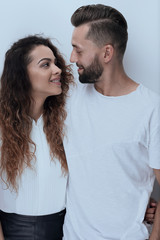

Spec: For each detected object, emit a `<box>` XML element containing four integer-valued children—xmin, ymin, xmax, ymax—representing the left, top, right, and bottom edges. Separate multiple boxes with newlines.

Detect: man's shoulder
<box><xmin>69</xmin><ymin>82</ymin><xmax>91</xmax><ymax>98</ymax></box>
<box><xmin>66</xmin><ymin>82</ymin><xmax>90</xmax><ymax>109</ymax></box>
<box><xmin>138</xmin><ymin>84</ymin><xmax>160</xmax><ymax>107</ymax></box>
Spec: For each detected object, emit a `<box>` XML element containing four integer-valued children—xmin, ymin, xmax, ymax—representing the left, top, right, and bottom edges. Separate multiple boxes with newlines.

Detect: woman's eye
<box><xmin>42</xmin><ymin>62</ymin><xmax>50</xmax><ymax>67</ymax></box>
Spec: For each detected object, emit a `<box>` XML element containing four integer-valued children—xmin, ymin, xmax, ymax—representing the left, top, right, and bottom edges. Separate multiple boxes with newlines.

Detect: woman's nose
<box><xmin>52</xmin><ymin>64</ymin><xmax>62</xmax><ymax>75</ymax></box>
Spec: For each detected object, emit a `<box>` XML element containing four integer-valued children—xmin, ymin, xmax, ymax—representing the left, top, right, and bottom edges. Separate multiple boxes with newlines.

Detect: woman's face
<box><xmin>27</xmin><ymin>45</ymin><xmax>62</xmax><ymax>101</ymax></box>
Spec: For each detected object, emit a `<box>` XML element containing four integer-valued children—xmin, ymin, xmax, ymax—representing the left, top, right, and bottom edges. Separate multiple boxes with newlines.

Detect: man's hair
<box><xmin>71</xmin><ymin>4</ymin><xmax>128</xmax><ymax>59</ymax></box>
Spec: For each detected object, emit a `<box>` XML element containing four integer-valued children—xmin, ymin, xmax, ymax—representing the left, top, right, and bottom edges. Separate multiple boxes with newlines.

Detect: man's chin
<box><xmin>79</xmin><ymin>78</ymin><xmax>96</xmax><ymax>84</ymax></box>
<box><xmin>79</xmin><ymin>76</ymin><xmax>88</xmax><ymax>83</ymax></box>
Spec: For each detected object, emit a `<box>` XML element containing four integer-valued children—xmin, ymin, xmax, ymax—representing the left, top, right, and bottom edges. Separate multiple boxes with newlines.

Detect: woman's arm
<box><xmin>149</xmin><ymin>170</ymin><xmax>160</xmax><ymax>240</ymax></box>
<box><xmin>0</xmin><ymin>223</ymin><xmax>4</xmax><ymax>240</ymax></box>
<box><xmin>149</xmin><ymin>201</ymin><xmax>160</xmax><ymax>240</ymax></box>
<box><xmin>145</xmin><ymin>198</ymin><xmax>157</xmax><ymax>223</ymax></box>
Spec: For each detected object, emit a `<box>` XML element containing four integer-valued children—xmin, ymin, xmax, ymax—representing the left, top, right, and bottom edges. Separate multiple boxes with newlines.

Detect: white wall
<box><xmin>0</xmin><ymin>0</ymin><xmax>159</xmax><ymax>91</ymax></box>
<box><xmin>0</xmin><ymin>0</ymin><xmax>160</xmax><ymax>199</ymax></box>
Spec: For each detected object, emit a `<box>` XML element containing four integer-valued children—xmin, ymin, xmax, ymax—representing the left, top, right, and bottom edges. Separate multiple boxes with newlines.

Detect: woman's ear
<box><xmin>103</xmin><ymin>44</ymin><xmax>114</xmax><ymax>63</ymax></box>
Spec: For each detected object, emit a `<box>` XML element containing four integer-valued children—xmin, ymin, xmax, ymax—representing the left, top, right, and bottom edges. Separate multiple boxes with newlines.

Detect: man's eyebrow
<box><xmin>38</xmin><ymin>58</ymin><xmax>51</xmax><ymax>64</ymax></box>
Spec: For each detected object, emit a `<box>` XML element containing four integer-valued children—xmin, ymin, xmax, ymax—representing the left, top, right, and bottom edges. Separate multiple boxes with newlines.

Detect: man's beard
<box><xmin>78</xmin><ymin>55</ymin><xmax>104</xmax><ymax>84</ymax></box>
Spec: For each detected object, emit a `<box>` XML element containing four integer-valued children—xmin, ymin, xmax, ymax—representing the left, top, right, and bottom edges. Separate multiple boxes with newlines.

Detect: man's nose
<box><xmin>70</xmin><ymin>50</ymin><xmax>77</xmax><ymax>63</ymax></box>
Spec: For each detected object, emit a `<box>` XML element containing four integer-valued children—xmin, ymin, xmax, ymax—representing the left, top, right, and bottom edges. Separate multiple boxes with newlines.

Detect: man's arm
<box><xmin>0</xmin><ymin>223</ymin><xmax>4</xmax><ymax>240</ymax></box>
<box><xmin>149</xmin><ymin>169</ymin><xmax>160</xmax><ymax>240</ymax></box>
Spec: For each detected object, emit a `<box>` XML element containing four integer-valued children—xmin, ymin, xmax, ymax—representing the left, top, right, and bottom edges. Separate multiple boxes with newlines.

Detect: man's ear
<box><xmin>103</xmin><ymin>44</ymin><xmax>114</xmax><ymax>63</ymax></box>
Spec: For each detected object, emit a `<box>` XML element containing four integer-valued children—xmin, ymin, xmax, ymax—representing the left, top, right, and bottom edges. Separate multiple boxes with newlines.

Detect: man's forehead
<box><xmin>71</xmin><ymin>25</ymin><xmax>91</xmax><ymax>47</ymax></box>
<box><xmin>72</xmin><ymin>24</ymin><xmax>89</xmax><ymax>39</ymax></box>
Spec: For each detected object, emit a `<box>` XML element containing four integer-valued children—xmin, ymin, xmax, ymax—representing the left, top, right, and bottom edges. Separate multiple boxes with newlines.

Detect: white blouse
<box><xmin>0</xmin><ymin>116</ymin><xmax>67</xmax><ymax>215</ymax></box>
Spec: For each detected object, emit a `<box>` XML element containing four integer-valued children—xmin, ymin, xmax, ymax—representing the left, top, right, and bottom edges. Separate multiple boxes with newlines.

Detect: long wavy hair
<box><xmin>0</xmin><ymin>35</ymin><xmax>73</xmax><ymax>190</ymax></box>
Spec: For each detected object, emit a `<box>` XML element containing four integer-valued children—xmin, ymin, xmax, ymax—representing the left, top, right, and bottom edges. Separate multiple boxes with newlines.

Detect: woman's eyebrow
<box><xmin>38</xmin><ymin>58</ymin><xmax>51</xmax><ymax>64</ymax></box>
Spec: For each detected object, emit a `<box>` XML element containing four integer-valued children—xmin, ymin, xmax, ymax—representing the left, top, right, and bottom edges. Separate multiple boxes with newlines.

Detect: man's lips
<box><xmin>77</xmin><ymin>66</ymin><xmax>84</xmax><ymax>73</ymax></box>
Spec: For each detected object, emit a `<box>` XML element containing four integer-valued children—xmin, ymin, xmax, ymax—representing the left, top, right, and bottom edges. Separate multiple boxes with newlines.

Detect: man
<box><xmin>63</xmin><ymin>4</ymin><xmax>160</xmax><ymax>239</ymax></box>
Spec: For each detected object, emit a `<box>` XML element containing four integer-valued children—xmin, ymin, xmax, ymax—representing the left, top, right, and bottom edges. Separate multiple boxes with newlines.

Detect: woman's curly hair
<box><xmin>0</xmin><ymin>35</ymin><xmax>73</xmax><ymax>191</ymax></box>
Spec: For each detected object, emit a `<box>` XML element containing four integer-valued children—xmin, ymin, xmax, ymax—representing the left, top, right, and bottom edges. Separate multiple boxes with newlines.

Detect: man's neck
<box><xmin>94</xmin><ymin>66</ymin><xmax>138</xmax><ymax>96</ymax></box>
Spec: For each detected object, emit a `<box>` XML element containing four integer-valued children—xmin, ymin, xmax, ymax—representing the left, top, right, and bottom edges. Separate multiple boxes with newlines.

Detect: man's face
<box><xmin>78</xmin><ymin>54</ymin><xmax>104</xmax><ymax>83</ymax></box>
<box><xmin>70</xmin><ymin>24</ymin><xmax>104</xmax><ymax>83</ymax></box>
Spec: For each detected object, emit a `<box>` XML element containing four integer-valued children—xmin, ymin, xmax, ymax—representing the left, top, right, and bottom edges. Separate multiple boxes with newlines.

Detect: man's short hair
<box><xmin>71</xmin><ymin>4</ymin><xmax>128</xmax><ymax>59</ymax></box>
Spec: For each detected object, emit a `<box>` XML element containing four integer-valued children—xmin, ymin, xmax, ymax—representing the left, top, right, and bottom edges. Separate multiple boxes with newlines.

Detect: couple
<box><xmin>0</xmin><ymin>4</ymin><xmax>160</xmax><ymax>240</ymax></box>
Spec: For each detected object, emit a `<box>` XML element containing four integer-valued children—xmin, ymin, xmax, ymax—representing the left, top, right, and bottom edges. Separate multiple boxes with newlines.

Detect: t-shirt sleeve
<box><xmin>148</xmin><ymin>104</ymin><xmax>160</xmax><ymax>169</ymax></box>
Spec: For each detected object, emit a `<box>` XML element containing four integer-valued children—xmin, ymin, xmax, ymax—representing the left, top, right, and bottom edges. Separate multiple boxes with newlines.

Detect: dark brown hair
<box><xmin>0</xmin><ymin>35</ymin><xmax>73</xmax><ymax>190</ymax></box>
<box><xmin>71</xmin><ymin>4</ymin><xmax>128</xmax><ymax>58</ymax></box>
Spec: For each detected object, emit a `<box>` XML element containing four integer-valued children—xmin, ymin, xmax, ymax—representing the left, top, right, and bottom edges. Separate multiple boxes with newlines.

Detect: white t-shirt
<box><xmin>0</xmin><ymin>115</ymin><xmax>67</xmax><ymax>215</ymax></box>
<box><xmin>63</xmin><ymin>83</ymin><xmax>160</xmax><ymax>240</ymax></box>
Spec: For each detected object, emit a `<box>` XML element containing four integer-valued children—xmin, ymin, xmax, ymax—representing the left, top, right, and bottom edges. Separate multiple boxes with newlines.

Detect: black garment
<box><xmin>0</xmin><ymin>209</ymin><xmax>66</xmax><ymax>240</ymax></box>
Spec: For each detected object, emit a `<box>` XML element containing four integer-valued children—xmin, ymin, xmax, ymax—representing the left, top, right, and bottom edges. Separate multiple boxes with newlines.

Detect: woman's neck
<box><xmin>29</xmin><ymin>99</ymin><xmax>44</xmax><ymax>122</ymax></box>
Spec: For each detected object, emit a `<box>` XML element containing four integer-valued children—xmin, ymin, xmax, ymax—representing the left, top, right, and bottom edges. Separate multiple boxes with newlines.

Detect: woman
<box><xmin>0</xmin><ymin>35</ymin><xmax>73</xmax><ymax>240</ymax></box>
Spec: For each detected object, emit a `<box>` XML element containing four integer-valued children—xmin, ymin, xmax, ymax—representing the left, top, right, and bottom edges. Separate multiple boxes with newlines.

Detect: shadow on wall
<box><xmin>152</xmin><ymin>180</ymin><xmax>160</xmax><ymax>201</ymax></box>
